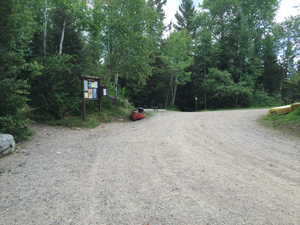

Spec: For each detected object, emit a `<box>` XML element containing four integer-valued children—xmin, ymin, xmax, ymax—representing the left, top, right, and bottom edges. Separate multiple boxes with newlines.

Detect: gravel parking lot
<box><xmin>1</xmin><ymin>109</ymin><xmax>300</xmax><ymax>224</ymax></box>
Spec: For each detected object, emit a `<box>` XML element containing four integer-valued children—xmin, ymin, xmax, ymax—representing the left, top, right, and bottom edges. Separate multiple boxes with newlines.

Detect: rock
<box><xmin>0</xmin><ymin>134</ymin><xmax>16</xmax><ymax>156</ymax></box>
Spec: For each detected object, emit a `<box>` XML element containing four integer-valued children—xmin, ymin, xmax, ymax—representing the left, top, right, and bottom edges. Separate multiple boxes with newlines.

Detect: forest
<box><xmin>0</xmin><ymin>0</ymin><xmax>300</xmax><ymax>140</ymax></box>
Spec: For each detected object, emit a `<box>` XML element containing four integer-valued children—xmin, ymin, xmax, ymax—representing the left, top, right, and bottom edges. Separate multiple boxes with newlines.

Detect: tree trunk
<box><xmin>240</xmin><ymin>57</ymin><xmax>243</xmax><ymax>79</ymax></box>
<box><xmin>105</xmin><ymin>41</ymin><xmax>111</xmax><ymax>80</ymax></box>
<box><xmin>172</xmin><ymin>78</ymin><xmax>177</xmax><ymax>105</ymax></box>
<box><xmin>204</xmin><ymin>92</ymin><xmax>207</xmax><ymax>110</ymax></box>
<box><xmin>43</xmin><ymin>0</ymin><xmax>47</xmax><ymax>57</ymax></box>
<box><xmin>59</xmin><ymin>16</ymin><xmax>66</xmax><ymax>56</ymax></box>
<box><xmin>165</xmin><ymin>87</ymin><xmax>169</xmax><ymax>108</ymax></box>
<box><xmin>170</xmin><ymin>72</ymin><xmax>174</xmax><ymax>102</ymax></box>
<box><xmin>115</xmin><ymin>73</ymin><xmax>118</xmax><ymax>98</ymax></box>
<box><xmin>280</xmin><ymin>81</ymin><xmax>282</xmax><ymax>102</ymax></box>
<box><xmin>165</xmin><ymin>71</ymin><xmax>174</xmax><ymax>108</ymax></box>
<box><xmin>235</xmin><ymin>95</ymin><xmax>238</xmax><ymax>108</ymax></box>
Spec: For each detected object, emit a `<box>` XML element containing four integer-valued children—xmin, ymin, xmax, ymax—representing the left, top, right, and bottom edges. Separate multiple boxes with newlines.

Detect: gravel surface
<box><xmin>1</xmin><ymin>109</ymin><xmax>300</xmax><ymax>224</ymax></box>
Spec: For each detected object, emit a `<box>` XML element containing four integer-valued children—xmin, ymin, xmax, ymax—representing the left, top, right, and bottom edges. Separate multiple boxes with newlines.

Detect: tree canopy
<box><xmin>0</xmin><ymin>0</ymin><xmax>299</xmax><ymax>140</ymax></box>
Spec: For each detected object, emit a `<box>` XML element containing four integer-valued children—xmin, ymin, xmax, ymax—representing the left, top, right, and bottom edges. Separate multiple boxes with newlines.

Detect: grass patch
<box><xmin>47</xmin><ymin>106</ymin><xmax>132</xmax><ymax>129</ymax></box>
<box><xmin>144</xmin><ymin>111</ymin><xmax>154</xmax><ymax>118</ymax></box>
<box><xmin>47</xmin><ymin>107</ymin><xmax>155</xmax><ymax>128</ymax></box>
<box><xmin>29</xmin><ymin>96</ymin><xmax>155</xmax><ymax>130</ymax></box>
<box><xmin>259</xmin><ymin>107</ymin><xmax>300</xmax><ymax>138</ymax></box>
<box><xmin>16</xmin><ymin>128</ymin><xmax>35</xmax><ymax>142</ymax></box>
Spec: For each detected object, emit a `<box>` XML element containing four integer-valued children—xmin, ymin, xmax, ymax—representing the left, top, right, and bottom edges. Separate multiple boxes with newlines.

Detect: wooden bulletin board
<box><xmin>81</xmin><ymin>75</ymin><xmax>103</xmax><ymax>121</ymax></box>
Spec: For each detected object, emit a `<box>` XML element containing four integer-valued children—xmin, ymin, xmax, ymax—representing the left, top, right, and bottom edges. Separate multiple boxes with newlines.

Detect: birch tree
<box><xmin>102</xmin><ymin>0</ymin><xmax>159</xmax><ymax>96</ymax></box>
<box><xmin>161</xmin><ymin>30</ymin><xmax>193</xmax><ymax>107</ymax></box>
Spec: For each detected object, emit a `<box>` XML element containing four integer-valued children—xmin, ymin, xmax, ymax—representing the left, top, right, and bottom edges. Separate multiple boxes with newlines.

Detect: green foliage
<box><xmin>101</xmin><ymin>0</ymin><xmax>159</xmax><ymax>87</ymax></box>
<box><xmin>0</xmin><ymin>0</ymin><xmax>39</xmax><ymax>141</ymax></box>
<box><xmin>189</xmin><ymin>0</ymin><xmax>286</xmax><ymax>110</ymax></box>
<box><xmin>47</xmin><ymin>103</ymin><xmax>133</xmax><ymax>129</ymax></box>
<box><xmin>250</xmin><ymin>89</ymin><xmax>283</xmax><ymax>107</ymax></box>
<box><xmin>201</xmin><ymin>68</ymin><xmax>253</xmax><ymax>108</ymax></box>
<box><xmin>285</xmin><ymin>61</ymin><xmax>300</xmax><ymax>101</ymax></box>
<box><xmin>260</xmin><ymin>107</ymin><xmax>300</xmax><ymax>138</ymax></box>
<box><xmin>106</xmin><ymin>82</ymin><xmax>127</xmax><ymax>99</ymax></box>
<box><xmin>258</xmin><ymin>33</ymin><xmax>283</xmax><ymax>94</ymax></box>
<box><xmin>101</xmin><ymin>97</ymin><xmax>113</xmax><ymax>109</ymax></box>
<box><xmin>162</xmin><ymin>30</ymin><xmax>193</xmax><ymax>80</ymax></box>
<box><xmin>144</xmin><ymin>111</ymin><xmax>154</xmax><ymax>118</ymax></box>
<box><xmin>166</xmin><ymin>103</ymin><xmax>181</xmax><ymax>111</ymax></box>
<box><xmin>0</xmin><ymin>76</ymin><xmax>32</xmax><ymax>140</ymax></box>
<box><xmin>30</xmin><ymin>54</ymin><xmax>82</xmax><ymax>120</ymax></box>
<box><xmin>175</xmin><ymin>0</ymin><xmax>196</xmax><ymax>34</ymax></box>
<box><xmin>161</xmin><ymin>29</ymin><xmax>193</xmax><ymax>106</ymax></box>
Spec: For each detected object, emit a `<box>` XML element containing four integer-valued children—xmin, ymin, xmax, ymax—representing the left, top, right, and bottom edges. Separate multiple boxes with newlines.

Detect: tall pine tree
<box><xmin>175</xmin><ymin>0</ymin><xmax>196</xmax><ymax>34</ymax></box>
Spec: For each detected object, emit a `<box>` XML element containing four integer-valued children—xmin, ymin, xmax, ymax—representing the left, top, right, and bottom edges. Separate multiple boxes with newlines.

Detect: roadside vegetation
<box><xmin>26</xmin><ymin>97</ymin><xmax>153</xmax><ymax>131</ymax></box>
<box><xmin>259</xmin><ymin>107</ymin><xmax>300</xmax><ymax>138</ymax></box>
<box><xmin>29</xmin><ymin>97</ymin><xmax>154</xmax><ymax>129</ymax></box>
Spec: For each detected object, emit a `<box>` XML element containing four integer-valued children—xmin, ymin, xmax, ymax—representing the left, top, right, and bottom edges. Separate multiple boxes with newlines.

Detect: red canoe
<box><xmin>130</xmin><ymin>108</ymin><xmax>145</xmax><ymax>121</ymax></box>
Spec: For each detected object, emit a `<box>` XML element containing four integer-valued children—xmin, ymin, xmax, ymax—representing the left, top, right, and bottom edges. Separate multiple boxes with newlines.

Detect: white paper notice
<box><xmin>84</xmin><ymin>80</ymin><xmax>88</xmax><ymax>91</ymax></box>
<box><xmin>103</xmin><ymin>89</ymin><xmax>106</xmax><ymax>96</ymax></box>
<box><xmin>94</xmin><ymin>81</ymin><xmax>98</xmax><ymax>88</ymax></box>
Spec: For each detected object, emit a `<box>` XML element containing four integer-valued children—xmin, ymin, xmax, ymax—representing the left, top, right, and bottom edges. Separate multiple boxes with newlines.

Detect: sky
<box><xmin>163</xmin><ymin>0</ymin><xmax>300</xmax><ymax>28</ymax></box>
<box><xmin>163</xmin><ymin>0</ymin><xmax>202</xmax><ymax>26</ymax></box>
<box><xmin>276</xmin><ymin>0</ymin><xmax>300</xmax><ymax>22</ymax></box>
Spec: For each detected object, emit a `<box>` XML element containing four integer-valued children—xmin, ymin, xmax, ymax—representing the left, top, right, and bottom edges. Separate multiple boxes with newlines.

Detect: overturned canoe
<box><xmin>130</xmin><ymin>107</ymin><xmax>145</xmax><ymax>121</ymax></box>
<box><xmin>291</xmin><ymin>102</ymin><xmax>300</xmax><ymax>111</ymax></box>
<box><xmin>269</xmin><ymin>105</ymin><xmax>293</xmax><ymax>117</ymax></box>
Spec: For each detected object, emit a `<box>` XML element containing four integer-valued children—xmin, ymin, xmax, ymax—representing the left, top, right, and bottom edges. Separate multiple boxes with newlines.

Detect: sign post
<box><xmin>80</xmin><ymin>75</ymin><xmax>106</xmax><ymax>121</ymax></box>
<box><xmin>195</xmin><ymin>95</ymin><xmax>198</xmax><ymax>112</ymax></box>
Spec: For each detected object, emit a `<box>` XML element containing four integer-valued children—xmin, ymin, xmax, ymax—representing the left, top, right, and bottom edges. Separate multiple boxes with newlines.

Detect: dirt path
<box><xmin>1</xmin><ymin>109</ymin><xmax>300</xmax><ymax>224</ymax></box>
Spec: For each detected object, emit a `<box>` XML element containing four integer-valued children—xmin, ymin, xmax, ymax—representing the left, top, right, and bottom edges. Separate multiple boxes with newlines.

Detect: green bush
<box><xmin>86</xmin><ymin>101</ymin><xmax>100</xmax><ymax>113</ymax></box>
<box><xmin>0</xmin><ymin>63</ymin><xmax>33</xmax><ymax>141</ymax></box>
<box><xmin>250</xmin><ymin>89</ymin><xmax>283</xmax><ymax>107</ymax></box>
<box><xmin>68</xmin><ymin>97</ymin><xmax>82</xmax><ymax>116</ymax></box>
<box><xmin>101</xmin><ymin>97</ymin><xmax>113</xmax><ymax>109</ymax></box>
<box><xmin>29</xmin><ymin>54</ymin><xmax>82</xmax><ymax>120</ymax></box>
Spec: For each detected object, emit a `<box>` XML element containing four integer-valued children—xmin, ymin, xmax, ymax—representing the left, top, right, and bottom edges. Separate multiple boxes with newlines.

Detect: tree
<box><xmin>127</xmin><ymin>0</ymin><xmax>168</xmax><ymax>108</ymax></box>
<box><xmin>175</xmin><ymin>0</ymin><xmax>196</xmax><ymax>34</ymax></box>
<box><xmin>201</xmin><ymin>68</ymin><xmax>252</xmax><ymax>108</ymax></box>
<box><xmin>102</xmin><ymin>0</ymin><xmax>159</xmax><ymax>97</ymax></box>
<box><xmin>161</xmin><ymin>30</ymin><xmax>193</xmax><ymax>107</ymax></box>
<box><xmin>192</xmin><ymin>11</ymin><xmax>218</xmax><ymax>110</ymax></box>
<box><xmin>200</xmin><ymin>0</ymin><xmax>279</xmax><ymax>77</ymax></box>
<box><xmin>147</xmin><ymin>0</ymin><xmax>167</xmax><ymax>40</ymax></box>
<box><xmin>191</xmin><ymin>0</ymin><xmax>279</xmax><ymax>109</ymax></box>
<box><xmin>258</xmin><ymin>33</ymin><xmax>282</xmax><ymax>94</ymax></box>
<box><xmin>0</xmin><ymin>0</ymin><xmax>40</xmax><ymax>140</ymax></box>
<box><xmin>27</xmin><ymin>0</ymin><xmax>90</xmax><ymax>119</ymax></box>
<box><xmin>277</xmin><ymin>15</ymin><xmax>300</xmax><ymax>102</ymax></box>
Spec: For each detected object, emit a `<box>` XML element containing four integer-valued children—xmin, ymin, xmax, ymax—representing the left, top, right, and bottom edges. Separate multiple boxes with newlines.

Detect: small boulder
<box><xmin>0</xmin><ymin>134</ymin><xmax>16</xmax><ymax>156</ymax></box>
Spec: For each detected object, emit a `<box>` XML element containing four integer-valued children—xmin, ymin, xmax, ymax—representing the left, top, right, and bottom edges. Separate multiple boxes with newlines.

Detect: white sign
<box><xmin>84</xmin><ymin>80</ymin><xmax>88</xmax><ymax>91</ymax></box>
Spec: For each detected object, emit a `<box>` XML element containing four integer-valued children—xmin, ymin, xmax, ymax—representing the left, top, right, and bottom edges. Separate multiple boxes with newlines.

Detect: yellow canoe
<box><xmin>268</xmin><ymin>105</ymin><xmax>293</xmax><ymax>117</ymax></box>
<box><xmin>291</xmin><ymin>102</ymin><xmax>300</xmax><ymax>111</ymax></box>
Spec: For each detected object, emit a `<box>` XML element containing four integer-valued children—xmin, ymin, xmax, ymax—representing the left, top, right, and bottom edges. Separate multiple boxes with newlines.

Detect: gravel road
<box><xmin>1</xmin><ymin>109</ymin><xmax>300</xmax><ymax>224</ymax></box>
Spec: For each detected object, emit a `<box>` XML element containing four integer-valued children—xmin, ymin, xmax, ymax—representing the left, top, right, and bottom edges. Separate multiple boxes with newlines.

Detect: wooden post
<box><xmin>98</xmin><ymin>80</ymin><xmax>101</xmax><ymax>113</ymax></box>
<box><xmin>81</xmin><ymin>76</ymin><xmax>86</xmax><ymax>121</ymax></box>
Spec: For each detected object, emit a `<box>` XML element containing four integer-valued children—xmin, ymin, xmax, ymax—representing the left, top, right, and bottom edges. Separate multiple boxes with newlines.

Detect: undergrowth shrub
<box><xmin>101</xmin><ymin>97</ymin><xmax>113</xmax><ymax>109</ymax></box>
<box><xmin>250</xmin><ymin>89</ymin><xmax>283</xmax><ymax>107</ymax></box>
